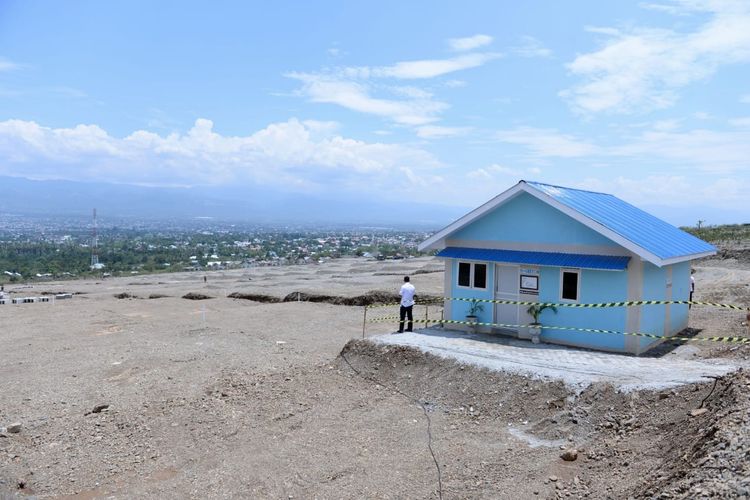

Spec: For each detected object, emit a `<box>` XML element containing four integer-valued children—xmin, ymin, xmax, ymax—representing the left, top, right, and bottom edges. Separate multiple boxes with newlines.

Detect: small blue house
<box><xmin>419</xmin><ymin>180</ymin><xmax>716</xmax><ymax>355</ymax></box>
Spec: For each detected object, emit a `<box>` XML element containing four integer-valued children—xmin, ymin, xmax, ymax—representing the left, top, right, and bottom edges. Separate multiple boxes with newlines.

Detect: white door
<box><xmin>495</xmin><ymin>265</ymin><xmax>519</xmax><ymax>331</ymax></box>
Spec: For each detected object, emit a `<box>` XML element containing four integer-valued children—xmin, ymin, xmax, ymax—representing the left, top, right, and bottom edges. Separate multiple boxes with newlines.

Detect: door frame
<box><xmin>494</xmin><ymin>264</ymin><xmax>520</xmax><ymax>331</ymax></box>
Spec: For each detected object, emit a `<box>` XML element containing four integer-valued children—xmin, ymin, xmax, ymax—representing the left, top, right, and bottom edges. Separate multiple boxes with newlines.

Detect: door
<box><xmin>495</xmin><ymin>265</ymin><xmax>520</xmax><ymax>331</ymax></box>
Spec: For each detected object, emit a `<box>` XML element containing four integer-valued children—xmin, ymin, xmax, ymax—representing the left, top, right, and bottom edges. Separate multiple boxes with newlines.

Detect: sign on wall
<box><xmin>519</xmin><ymin>267</ymin><xmax>539</xmax><ymax>295</ymax></box>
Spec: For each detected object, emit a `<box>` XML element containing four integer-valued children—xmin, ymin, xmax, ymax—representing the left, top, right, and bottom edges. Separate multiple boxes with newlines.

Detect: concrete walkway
<box><xmin>373</xmin><ymin>328</ymin><xmax>744</xmax><ymax>391</ymax></box>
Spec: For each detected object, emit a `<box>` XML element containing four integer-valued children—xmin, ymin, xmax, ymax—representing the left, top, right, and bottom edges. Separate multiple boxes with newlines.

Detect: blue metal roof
<box><xmin>436</xmin><ymin>246</ymin><xmax>630</xmax><ymax>271</ymax></box>
<box><xmin>525</xmin><ymin>181</ymin><xmax>716</xmax><ymax>261</ymax></box>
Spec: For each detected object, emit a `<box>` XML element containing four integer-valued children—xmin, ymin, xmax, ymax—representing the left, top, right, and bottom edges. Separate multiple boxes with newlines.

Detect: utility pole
<box><xmin>90</xmin><ymin>208</ymin><xmax>100</xmax><ymax>269</ymax></box>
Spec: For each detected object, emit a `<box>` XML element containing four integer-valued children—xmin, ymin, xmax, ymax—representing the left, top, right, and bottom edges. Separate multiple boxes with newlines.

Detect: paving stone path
<box><xmin>375</xmin><ymin>328</ymin><xmax>744</xmax><ymax>391</ymax></box>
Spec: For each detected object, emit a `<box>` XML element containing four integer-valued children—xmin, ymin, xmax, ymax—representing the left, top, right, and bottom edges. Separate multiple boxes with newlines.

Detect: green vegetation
<box><xmin>681</xmin><ymin>223</ymin><xmax>750</xmax><ymax>243</ymax></box>
<box><xmin>467</xmin><ymin>299</ymin><xmax>484</xmax><ymax>317</ymax></box>
<box><xmin>0</xmin><ymin>225</ymin><xmax>429</xmax><ymax>284</ymax></box>
<box><xmin>526</xmin><ymin>303</ymin><xmax>558</xmax><ymax>324</ymax></box>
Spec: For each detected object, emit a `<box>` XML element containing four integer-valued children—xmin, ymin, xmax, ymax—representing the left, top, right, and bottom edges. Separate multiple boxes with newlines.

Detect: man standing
<box><xmin>690</xmin><ymin>270</ymin><xmax>695</xmax><ymax>309</ymax></box>
<box><xmin>397</xmin><ymin>276</ymin><xmax>415</xmax><ymax>333</ymax></box>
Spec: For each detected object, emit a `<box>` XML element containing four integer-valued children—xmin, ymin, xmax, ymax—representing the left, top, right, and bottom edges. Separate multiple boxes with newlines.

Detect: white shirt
<box><xmin>399</xmin><ymin>282</ymin><xmax>415</xmax><ymax>307</ymax></box>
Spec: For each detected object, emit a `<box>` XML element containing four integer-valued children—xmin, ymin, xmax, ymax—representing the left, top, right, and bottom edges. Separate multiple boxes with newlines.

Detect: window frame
<box><xmin>473</xmin><ymin>263</ymin><xmax>488</xmax><ymax>290</ymax></box>
<box><xmin>560</xmin><ymin>268</ymin><xmax>581</xmax><ymax>302</ymax></box>
<box><xmin>457</xmin><ymin>262</ymin><xmax>472</xmax><ymax>288</ymax></box>
<box><xmin>456</xmin><ymin>260</ymin><xmax>488</xmax><ymax>290</ymax></box>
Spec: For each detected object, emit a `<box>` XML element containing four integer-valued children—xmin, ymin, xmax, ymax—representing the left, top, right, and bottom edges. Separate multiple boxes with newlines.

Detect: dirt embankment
<box><xmin>715</xmin><ymin>248</ymin><xmax>750</xmax><ymax>264</ymax></box>
<box><xmin>227</xmin><ymin>290</ymin><xmax>443</xmax><ymax>307</ymax></box>
<box><xmin>2</xmin><ymin>331</ymin><xmax>747</xmax><ymax>498</ymax></box>
<box><xmin>339</xmin><ymin>341</ymin><xmax>750</xmax><ymax>499</ymax></box>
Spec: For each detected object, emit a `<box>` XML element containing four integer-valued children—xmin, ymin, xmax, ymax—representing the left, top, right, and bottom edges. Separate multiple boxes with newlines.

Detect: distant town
<box><xmin>0</xmin><ymin>212</ymin><xmax>435</xmax><ymax>283</ymax></box>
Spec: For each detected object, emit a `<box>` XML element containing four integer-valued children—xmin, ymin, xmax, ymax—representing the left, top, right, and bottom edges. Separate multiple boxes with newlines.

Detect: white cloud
<box><xmin>416</xmin><ymin>125</ymin><xmax>471</xmax><ymax>139</ymax></box>
<box><xmin>651</xmin><ymin>119</ymin><xmax>681</xmax><ymax>131</ymax></box>
<box><xmin>562</xmin><ymin>1</ymin><xmax>750</xmax><ymax>114</ymax></box>
<box><xmin>288</xmin><ymin>48</ymin><xmax>500</xmax><ymax>128</ymax></box>
<box><xmin>288</xmin><ymin>74</ymin><xmax>447</xmax><ymax>125</ymax></box>
<box><xmin>448</xmin><ymin>34</ymin><xmax>493</xmax><ymax>52</ymax></box>
<box><xmin>0</xmin><ymin>57</ymin><xmax>20</xmax><ymax>72</ymax></box>
<box><xmin>467</xmin><ymin>163</ymin><xmax>540</xmax><ymax>181</ymax></box>
<box><xmin>467</xmin><ymin>164</ymin><xmax>517</xmax><ymax>180</ymax></box>
<box><xmin>512</xmin><ymin>36</ymin><xmax>552</xmax><ymax>58</ymax></box>
<box><xmin>729</xmin><ymin>116</ymin><xmax>750</xmax><ymax>127</ymax></box>
<box><xmin>611</xmin><ymin>127</ymin><xmax>750</xmax><ymax>174</ymax></box>
<box><xmin>638</xmin><ymin>2</ymin><xmax>691</xmax><ymax>15</ymax></box>
<box><xmin>492</xmin><ymin>121</ymin><xmax>750</xmax><ymax>178</ymax></box>
<box><xmin>579</xmin><ymin>175</ymin><xmax>749</xmax><ymax>211</ymax></box>
<box><xmin>495</xmin><ymin>127</ymin><xmax>599</xmax><ymax>157</ymax></box>
<box><xmin>400</xmin><ymin>166</ymin><xmax>444</xmax><ymax>187</ymax></box>
<box><xmin>444</xmin><ymin>79</ymin><xmax>467</xmax><ymax>88</ymax></box>
<box><xmin>47</xmin><ymin>86</ymin><xmax>87</xmax><ymax>99</ymax></box>
<box><xmin>0</xmin><ymin>118</ymin><xmax>441</xmax><ymax>191</ymax></box>
<box><xmin>346</xmin><ymin>52</ymin><xmax>501</xmax><ymax>80</ymax></box>
<box><xmin>389</xmin><ymin>86</ymin><xmax>434</xmax><ymax>99</ymax></box>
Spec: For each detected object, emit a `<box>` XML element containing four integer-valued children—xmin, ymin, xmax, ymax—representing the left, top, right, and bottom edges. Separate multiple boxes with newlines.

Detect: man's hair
<box><xmin>403</xmin><ymin>276</ymin><xmax>410</xmax><ymax>282</ymax></box>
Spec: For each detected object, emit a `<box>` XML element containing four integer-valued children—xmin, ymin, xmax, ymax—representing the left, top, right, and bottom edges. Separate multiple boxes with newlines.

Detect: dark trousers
<box><xmin>398</xmin><ymin>305</ymin><xmax>413</xmax><ymax>332</ymax></box>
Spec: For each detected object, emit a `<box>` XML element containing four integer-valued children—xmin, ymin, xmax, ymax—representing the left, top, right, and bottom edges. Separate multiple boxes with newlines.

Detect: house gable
<box><xmin>451</xmin><ymin>191</ymin><xmax>619</xmax><ymax>249</ymax></box>
<box><xmin>419</xmin><ymin>180</ymin><xmax>716</xmax><ymax>266</ymax></box>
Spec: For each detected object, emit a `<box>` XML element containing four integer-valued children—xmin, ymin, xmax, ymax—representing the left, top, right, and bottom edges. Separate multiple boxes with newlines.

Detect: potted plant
<box><xmin>526</xmin><ymin>303</ymin><xmax>557</xmax><ymax>344</ymax></box>
<box><xmin>466</xmin><ymin>299</ymin><xmax>484</xmax><ymax>332</ymax></box>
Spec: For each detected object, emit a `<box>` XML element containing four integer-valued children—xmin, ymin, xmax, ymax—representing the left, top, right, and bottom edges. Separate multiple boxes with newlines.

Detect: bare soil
<box><xmin>1</xmin><ymin>256</ymin><xmax>748</xmax><ymax>499</ymax></box>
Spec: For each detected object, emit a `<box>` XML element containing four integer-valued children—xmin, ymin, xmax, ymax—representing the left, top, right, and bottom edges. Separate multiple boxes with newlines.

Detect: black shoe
<box><xmin>395</xmin><ymin>331</ymin><xmax>403</xmax><ymax>334</ymax></box>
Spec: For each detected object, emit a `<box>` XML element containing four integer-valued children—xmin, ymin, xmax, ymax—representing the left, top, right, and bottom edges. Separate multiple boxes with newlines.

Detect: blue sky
<box><xmin>1</xmin><ymin>0</ymin><xmax>749</xmax><ymax>225</ymax></box>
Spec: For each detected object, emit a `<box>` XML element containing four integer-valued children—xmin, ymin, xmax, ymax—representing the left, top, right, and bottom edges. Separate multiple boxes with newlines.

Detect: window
<box><xmin>561</xmin><ymin>269</ymin><xmax>580</xmax><ymax>301</ymax></box>
<box><xmin>474</xmin><ymin>264</ymin><xmax>487</xmax><ymax>289</ymax></box>
<box><xmin>458</xmin><ymin>262</ymin><xmax>471</xmax><ymax>287</ymax></box>
<box><xmin>457</xmin><ymin>261</ymin><xmax>487</xmax><ymax>289</ymax></box>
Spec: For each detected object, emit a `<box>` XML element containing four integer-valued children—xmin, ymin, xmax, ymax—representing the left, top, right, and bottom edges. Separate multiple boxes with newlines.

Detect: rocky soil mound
<box><xmin>339</xmin><ymin>341</ymin><xmax>750</xmax><ymax>499</ymax></box>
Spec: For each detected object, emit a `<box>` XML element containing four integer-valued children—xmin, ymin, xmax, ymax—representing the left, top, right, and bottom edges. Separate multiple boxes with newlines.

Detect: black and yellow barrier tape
<box><xmin>366</xmin><ymin>297</ymin><xmax>749</xmax><ymax>311</ymax></box>
<box><xmin>365</xmin><ymin>316</ymin><xmax>750</xmax><ymax>344</ymax></box>
<box><xmin>450</xmin><ymin>296</ymin><xmax>749</xmax><ymax>311</ymax></box>
<box><xmin>365</xmin><ymin>301</ymin><xmax>444</xmax><ymax>309</ymax></box>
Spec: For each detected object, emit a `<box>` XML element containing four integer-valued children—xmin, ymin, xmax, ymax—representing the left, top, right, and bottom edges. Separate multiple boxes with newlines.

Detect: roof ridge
<box><xmin>523</xmin><ymin>180</ymin><xmax>615</xmax><ymax>197</ymax></box>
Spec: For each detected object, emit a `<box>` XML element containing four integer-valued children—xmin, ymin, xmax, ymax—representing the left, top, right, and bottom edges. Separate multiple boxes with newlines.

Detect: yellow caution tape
<box><xmin>365</xmin><ymin>301</ymin><xmax>445</xmax><ymax>309</ymax></box>
<box><xmin>365</xmin><ymin>317</ymin><xmax>750</xmax><ymax>344</ymax></box>
<box><xmin>450</xmin><ymin>296</ymin><xmax>749</xmax><ymax>310</ymax></box>
<box><xmin>366</xmin><ymin>297</ymin><xmax>749</xmax><ymax>311</ymax></box>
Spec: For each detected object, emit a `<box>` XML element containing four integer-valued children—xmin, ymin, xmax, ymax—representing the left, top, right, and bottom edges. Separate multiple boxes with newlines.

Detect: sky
<box><xmin>1</xmin><ymin>0</ymin><xmax>749</xmax><ymax>226</ymax></box>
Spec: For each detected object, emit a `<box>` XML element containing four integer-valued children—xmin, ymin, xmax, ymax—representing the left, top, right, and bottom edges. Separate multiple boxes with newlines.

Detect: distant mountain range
<box><xmin>0</xmin><ymin>176</ymin><xmax>464</xmax><ymax>227</ymax></box>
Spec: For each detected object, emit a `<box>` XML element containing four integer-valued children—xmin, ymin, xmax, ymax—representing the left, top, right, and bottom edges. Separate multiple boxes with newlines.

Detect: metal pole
<box><xmin>362</xmin><ymin>306</ymin><xmax>367</xmax><ymax>339</ymax></box>
<box><xmin>425</xmin><ymin>304</ymin><xmax>429</xmax><ymax>329</ymax></box>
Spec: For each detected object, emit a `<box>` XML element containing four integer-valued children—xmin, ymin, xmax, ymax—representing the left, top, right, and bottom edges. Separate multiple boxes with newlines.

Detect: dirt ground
<box><xmin>1</xmin><ymin>256</ymin><xmax>749</xmax><ymax>499</ymax></box>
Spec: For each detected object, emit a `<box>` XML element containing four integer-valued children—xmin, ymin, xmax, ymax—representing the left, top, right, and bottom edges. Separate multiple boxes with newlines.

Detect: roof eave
<box><xmin>658</xmin><ymin>250</ymin><xmax>717</xmax><ymax>267</ymax></box>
